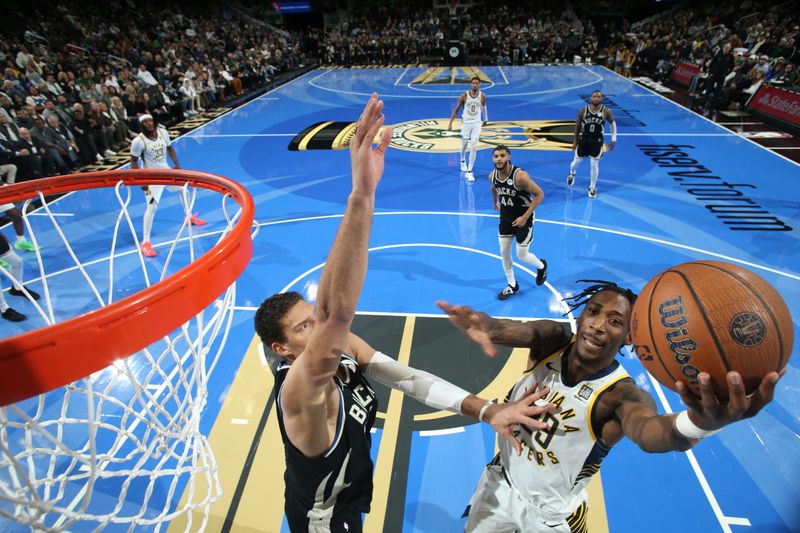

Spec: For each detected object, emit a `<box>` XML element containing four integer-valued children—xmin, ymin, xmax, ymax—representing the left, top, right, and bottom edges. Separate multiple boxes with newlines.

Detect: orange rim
<box><xmin>0</xmin><ymin>170</ymin><xmax>254</xmax><ymax>406</ymax></box>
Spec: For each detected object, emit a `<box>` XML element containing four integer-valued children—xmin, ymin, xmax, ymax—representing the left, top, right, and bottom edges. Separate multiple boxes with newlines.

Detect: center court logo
<box><xmin>288</xmin><ymin>119</ymin><xmax>576</xmax><ymax>152</ymax></box>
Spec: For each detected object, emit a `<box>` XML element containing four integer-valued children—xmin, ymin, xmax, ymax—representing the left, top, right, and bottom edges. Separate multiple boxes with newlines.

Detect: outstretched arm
<box><xmin>280</xmin><ymin>94</ymin><xmax>392</xmax><ymax>457</ymax></box>
<box><xmin>348</xmin><ymin>333</ymin><xmax>555</xmax><ymax>455</ymax></box>
<box><xmin>435</xmin><ymin>301</ymin><xmax>570</xmax><ymax>358</ymax></box>
<box><xmin>615</xmin><ymin>371</ymin><xmax>782</xmax><ymax>453</ymax></box>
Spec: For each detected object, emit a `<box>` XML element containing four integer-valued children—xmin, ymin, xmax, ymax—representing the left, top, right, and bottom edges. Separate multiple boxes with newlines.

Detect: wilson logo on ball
<box><xmin>658</xmin><ymin>295</ymin><xmax>700</xmax><ymax>387</ymax></box>
<box><xmin>729</xmin><ymin>312</ymin><xmax>766</xmax><ymax>347</ymax></box>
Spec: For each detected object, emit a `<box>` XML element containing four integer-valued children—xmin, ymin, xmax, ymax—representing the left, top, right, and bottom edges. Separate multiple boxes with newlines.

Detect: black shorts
<box><xmin>286</xmin><ymin>508</ymin><xmax>363</xmax><ymax>533</ymax></box>
<box><xmin>0</xmin><ymin>233</ymin><xmax>9</xmax><ymax>255</ymax></box>
<box><xmin>577</xmin><ymin>140</ymin><xmax>603</xmax><ymax>158</ymax></box>
<box><xmin>499</xmin><ymin>214</ymin><xmax>533</xmax><ymax>246</ymax></box>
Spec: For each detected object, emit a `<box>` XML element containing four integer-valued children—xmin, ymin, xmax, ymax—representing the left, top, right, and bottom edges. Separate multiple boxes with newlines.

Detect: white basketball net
<box><xmin>0</xmin><ymin>180</ymin><xmax>250</xmax><ymax>531</ymax></box>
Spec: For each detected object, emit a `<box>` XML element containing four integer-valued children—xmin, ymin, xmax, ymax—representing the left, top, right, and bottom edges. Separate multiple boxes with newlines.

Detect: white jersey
<box><xmin>131</xmin><ymin>128</ymin><xmax>172</xmax><ymax>169</ymax></box>
<box><xmin>498</xmin><ymin>339</ymin><xmax>630</xmax><ymax>520</ymax></box>
<box><xmin>462</xmin><ymin>90</ymin><xmax>483</xmax><ymax>123</ymax></box>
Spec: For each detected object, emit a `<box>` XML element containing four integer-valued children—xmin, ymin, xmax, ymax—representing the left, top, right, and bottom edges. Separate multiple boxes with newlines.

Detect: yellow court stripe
<box><xmin>167</xmin><ymin>335</ymin><xmax>276</xmax><ymax>532</ymax></box>
<box><xmin>586</xmin><ymin>474</ymin><xmax>610</xmax><ymax>533</ymax></box>
<box><xmin>232</xmin><ymin>399</ymin><xmax>287</xmax><ymax>532</ymax></box>
<box><xmin>298</xmin><ymin>121</ymin><xmax>332</xmax><ymax>150</ymax></box>
<box><xmin>363</xmin><ymin>316</ymin><xmax>415</xmax><ymax>533</ymax></box>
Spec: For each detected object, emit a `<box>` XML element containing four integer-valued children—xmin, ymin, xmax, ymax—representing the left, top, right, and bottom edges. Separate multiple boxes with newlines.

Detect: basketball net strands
<box><xmin>0</xmin><ymin>171</ymin><xmax>254</xmax><ymax>531</ymax></box>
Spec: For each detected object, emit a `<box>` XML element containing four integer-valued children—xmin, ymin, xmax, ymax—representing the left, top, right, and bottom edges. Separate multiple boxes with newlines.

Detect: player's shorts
<box><xmin>285</xmin><ymin>507</ymin><xmax>363</xmax><ymax>533</ymax></box>
<box><xmin>464</xmin><ymin>465</ymin><xmax>588</xmax><ymax>533</ymax></box>
<box><xmin>499</xmin><ymin>213</ymin><xmax>534</xmax><ymax>246</ymax></box>
<box><xmin>0</xmin><ymin>235</ymin><xmax>10</xmax><ymax>255</ymax></box>
<box><xmin>0</xmin><ymin>203</ymin><xmax>14</xmax><ymax>213</ymax></box>
<box><xmin>461</xmin><ymin>121</ymin><xmax>482</xmax><ymax>144</ymax></box>
<box><xmin>576</xmin><ymin>140</ymin><xmax>603</xmax><ymax>158</ymax></box>
<box><xmin>145</xmin><ymin>184</ymin><xmax>185</xmax><ymax>204</ymax></box>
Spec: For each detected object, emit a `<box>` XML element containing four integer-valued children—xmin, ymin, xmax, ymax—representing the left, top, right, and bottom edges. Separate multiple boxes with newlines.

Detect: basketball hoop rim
<box><xmin>0</xmin><ymin>170</ymin><xmax>255</xmax><ymax>407</ymax></box>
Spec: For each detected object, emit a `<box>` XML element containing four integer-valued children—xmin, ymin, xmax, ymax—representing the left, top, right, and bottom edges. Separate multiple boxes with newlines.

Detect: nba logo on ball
<box><xmin>631</xmin><ymin>261</ymin><xmax>792</xmax><ymax>399</ymax></box>
<box><xmin>729</xmin><ymin>312</ymin><xmax>766</xmax><ymax>346</ymax></box>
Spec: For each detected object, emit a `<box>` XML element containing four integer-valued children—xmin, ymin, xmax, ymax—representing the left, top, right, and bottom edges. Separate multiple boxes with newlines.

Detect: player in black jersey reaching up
<box><xmin>490</xmin><ymin>145</ymin><xmax>547</xmax><ymax>301</ymax></box>
<box><xmin>567</xmin><ymin>90</ymin><xmax>616</xmax><ymax>198</ymax></box>
<box><xmin>255</xmin><ymin>95</ymin><xmax>555</xmax><ymax>533</ymax></box>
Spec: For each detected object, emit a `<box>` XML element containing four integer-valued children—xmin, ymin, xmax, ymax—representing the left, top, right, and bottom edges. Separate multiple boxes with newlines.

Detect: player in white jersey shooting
<box><xmin>448</xmin><ymin>77</ymin><xmax>488</xmax><ymax>182</ymax></box>
<box><xmin>437</xmin><ymin>280</ymin><xmax>783</xmax><ymax>532</ymax></box>
<box><xmin>130</xmin><ymin>114</ymin><xmax>205</xmax><ymax>257</ymax></box>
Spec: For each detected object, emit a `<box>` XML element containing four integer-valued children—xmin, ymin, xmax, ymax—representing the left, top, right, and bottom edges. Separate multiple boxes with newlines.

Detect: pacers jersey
<box><xmin>462</xmin><ymin>90</ymin><xmax>482</xmax><ymax>123</ymax></box>
<box><xmin>492</xmin><ymin>165</ymin><xmax>532</xmax><ymax>219</ymax></box>
<box><xmin>131</xmin><ymin>127</ymin><xmax>171</xmax><ymax>169</ymax></box>
<box><xmin>498</xmin><ymin>340</ymin><xmax>631</xmax><ymax>520</ymax></box>
<box><xmin>275</xmin><ymin>354</ymin><xmax>378</xmax><ymax>531</ymax></box>
<box><xmin>579</xmin><ymin>105</ymin><xmax>606</xmax><ymax>143</ymax></box>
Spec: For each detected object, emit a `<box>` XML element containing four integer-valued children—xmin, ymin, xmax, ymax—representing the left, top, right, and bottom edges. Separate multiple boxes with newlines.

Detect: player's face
<box><xmin>492</xmin><ymin>149</ymin><xmax>510</xmax><ymax>170</ymax></box>
<box><xmin>574</xmin><ymin>291</ymin><xmax>632</xmax><ymax>365</ymax></box>
<box><xmin>277</xmin><ymin>299</ymin><xmax>316</xmax><ymax>361</ymax></box>
<box><xmin>470</xmin><ymin>79</ymin><xmax>480</xmax><ymax>92</ymax></box>
<box><xmin>591</xmin><ymin>92</ymin><xmax>602</xmax><ymax>105</ymax></box>
<box><xmin>142</xmin><ymin>119</ymin><xmax>154</xmax><ymax>133</ymax></box>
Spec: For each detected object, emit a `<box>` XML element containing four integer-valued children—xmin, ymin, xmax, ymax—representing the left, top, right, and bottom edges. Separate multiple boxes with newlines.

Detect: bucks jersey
<box><xmin>492</xmin><ymin>165</ymin><xmax>532</xmax><ymax>219</ymax></box>
<box><xmin>579</xmin><ymin>105</ymin><xmax>606</xmax><ymax>143</ymax></box>
<box><xmin>275</xmin><ymin>354</ymin><xmax>378</xmax><ymax>532</ymax></box>
<box><xmin>498</xmin><ymin>341</ymin><xmax>631</xmax><ymax>520</ymax></box>
<box><xmin>462</xmin><ymin>90</ymin><xmax>482</xmax><ymax>123</ymax></box>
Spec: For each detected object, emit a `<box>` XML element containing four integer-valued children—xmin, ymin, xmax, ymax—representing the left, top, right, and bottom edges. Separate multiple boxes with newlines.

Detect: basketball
<box><xmin>630</xmin><ymin>261</ymin><xmax>792</xmax><ymax>399</ymax></box>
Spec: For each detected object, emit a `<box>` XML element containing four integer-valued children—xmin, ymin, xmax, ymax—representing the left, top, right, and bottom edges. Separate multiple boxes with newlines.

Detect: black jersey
<box><xmin>492</xmin><ymin>165</ymin><xmax>532</xmax><ymax>219</ymax></box>
<box><xmin>275</xmin><ymin>354</ymin><xmax>378</xmax><ymax>532</ymax></box>
<box><xmin>579</xmin><ymin>105</ymin><xmax>606</xmax><ymax>142</ymax></box>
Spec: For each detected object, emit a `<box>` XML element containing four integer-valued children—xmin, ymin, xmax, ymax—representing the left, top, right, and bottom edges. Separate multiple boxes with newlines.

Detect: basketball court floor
<box><xmin>1</xmin><ymin>65</ymin><xmax>798</xmax><ymax>532</ymax></box>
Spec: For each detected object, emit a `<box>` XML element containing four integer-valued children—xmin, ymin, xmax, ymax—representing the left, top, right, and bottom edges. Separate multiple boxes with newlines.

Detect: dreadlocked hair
<box><xmin>562</xmin><ymin>279</ymin><xmax>638</xmax><ymax>315</ymax></box>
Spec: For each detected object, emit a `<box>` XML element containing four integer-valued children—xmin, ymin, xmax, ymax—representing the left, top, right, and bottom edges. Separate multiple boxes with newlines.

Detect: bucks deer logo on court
<box><xmin>288</xmin><ymin>119</ymin><xmax>576</xmax><ymax>152</ymax></box>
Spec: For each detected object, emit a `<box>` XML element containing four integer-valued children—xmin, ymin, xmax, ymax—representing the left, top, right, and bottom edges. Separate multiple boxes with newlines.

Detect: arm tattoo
<box><xmin>486</xmin><ymin>317</ymin><xmax>535</xmax><ymax>347</ymax></box>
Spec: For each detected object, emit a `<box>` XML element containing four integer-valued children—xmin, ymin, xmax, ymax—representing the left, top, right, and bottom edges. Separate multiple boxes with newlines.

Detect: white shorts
<box><xmin>145</xmin><ymin>184</ymin><xmax>186</xmax><ymax>204</ymax></box>
<box><xmin>465</xmin><ymin>465</ymin><xmax>588</xmax><ymax>533</ymax></box>
<box><xmin>461</xmin><ymin>121</ymin><xmax>482</xmax><ymax>144</ymax></box>
<box><xmin>0</xmin><ymin>203</ymin><xmax>13</xmax><ymax>213</ymax></box>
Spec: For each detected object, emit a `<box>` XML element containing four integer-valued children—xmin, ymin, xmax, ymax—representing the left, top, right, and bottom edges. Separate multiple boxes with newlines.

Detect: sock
<box><xmin>516</xmin><ymin>244</ymin><xmax>545</xmax><ymax>270</ymax></box>
<box><xmin>15</xmin><ymin>235</ymin><xmax>24</xmax><ymax>243</ymax></box>
<box><xmin>1</xmin><ymin>250</ymin><xmax>24</xmax><ymax>290</ymax></box>
<box><xmin>499</xmin><ymin>236</ymin><xmax>516</xmax><ymax>286</ymax></box>
<box><xmin>570</xmin><ymin>152</ymin><xmax>583</xmax><ymax>176</ymax></box>
<box><xmin>143</xmin><ymin>199</ymin><xmax>157</xmax><ymax>242</ymax></box>
<box><xmin>590</xmin><ymin>157</ymin><xmax>599</xmax><ymax>189</ymax></box>
<box><xmin>468</xmin><ymin>142</ymin><xmax>477</xmax><ymax>172</ymax></box>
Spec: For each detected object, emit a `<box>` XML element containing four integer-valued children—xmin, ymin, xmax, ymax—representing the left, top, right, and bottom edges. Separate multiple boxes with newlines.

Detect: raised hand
<box><xmin>484</xmin><ymin>385</ymin><xmax>555</xmax><ymax>456</ymax></box>
<box><xmin>350</xmin><ymin>93</ymin><xmax>393</xmax><ymax>196</ymax></box>
<box><xmin>676</xmin><ymin>370</ymin><xmax>783</xmax><ymax>432</ymax></box>
<box><xmin>436</xmin><ymin>300</ymin><xmax>497</xmax><ymax>357</ymax></box>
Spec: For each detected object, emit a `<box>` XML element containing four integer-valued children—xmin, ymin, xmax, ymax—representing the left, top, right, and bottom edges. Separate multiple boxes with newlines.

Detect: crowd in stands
<box><xmin>0</xmin><ymin>1</ymin><xmax>305</xmax><ymax>182</ymax></box>
<box><xmin>602</xmin><ymin>0</ymin><xmax>799</xmax><ymax>114</ymax></box>
<box><xmin>2</xmin><ymin>0</ymin><xmax>798</xmax><ymax>184</ymax></box>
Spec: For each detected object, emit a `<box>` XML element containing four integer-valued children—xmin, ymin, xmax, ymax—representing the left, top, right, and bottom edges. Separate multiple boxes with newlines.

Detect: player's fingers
<box><xmin>697</xmin><ymin>373</ymin><xmax>719</xmax><ymax>411</ymax></box>
<box><xmin>516</xmin><ymin>415</ymin><xmax>548</xmax><ymax>430</ymax></box>
<box><xmin>676</xmin><ymin>381</ymin><xmax>702</xmax><ymax>412</ymax></box>
<box><xmin>481</xmin><ymin>340</ymin><xmax>498</xmax><ymax>358</ymax></box>
<box><xmin>745</xmin><ymin>371</ymin><xmax>780</xmax><ymax>417</ymax></box>
<box><xmin>375</xmin><ymin>125</ymin><xmax>392</xmax><ymax>155</ymax></box>
<box><xmin>434</xmin><ymin>300</ymin><xmax>452</xmax><ymax>314</ymax></box>
<box><xmin>501</xmin><ymin>430</ymin><xmax>523</xmax><ymax>456</ymax></box>
<box><xmin>362</xmin><ymin>109</ymin><xmax>384</xmax><ymax>150</ymax></box>
<box><xmin>353</xmin><ymin>93</ymin><xmax>378</xmax><ymax>146</ymax></box>
<box><xmin>725</xmin><ymin>372</ymin><xmax>747</xmax><ymax>420</ymax></box>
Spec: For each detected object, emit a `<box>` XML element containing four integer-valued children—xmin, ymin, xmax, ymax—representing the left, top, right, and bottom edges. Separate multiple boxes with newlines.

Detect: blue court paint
<box><xmin>2</xmin><ymin>66</ymin><xmax>797</xmax><ymax>532</ymax></box>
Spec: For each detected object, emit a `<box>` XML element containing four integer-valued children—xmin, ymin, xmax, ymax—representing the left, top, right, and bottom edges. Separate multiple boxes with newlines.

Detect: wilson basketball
<box><xmin>630</xmin><ymin>261</ymin><xmax>792</xmax><ymax>399</ymax></box>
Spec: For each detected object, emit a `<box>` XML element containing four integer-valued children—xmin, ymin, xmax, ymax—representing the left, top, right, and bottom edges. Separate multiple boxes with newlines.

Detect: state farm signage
<box><xmin>747</xmin><ymin>85</ymin><xmax>800</xmax><ymax>127</ymax></box>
